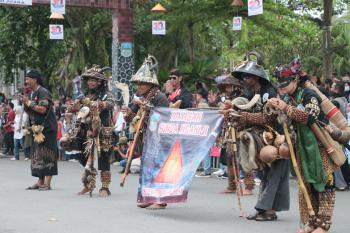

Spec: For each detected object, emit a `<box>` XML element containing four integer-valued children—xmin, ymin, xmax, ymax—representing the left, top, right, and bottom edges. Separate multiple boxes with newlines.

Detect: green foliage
<box><xmin>0</xmin><ymin>0</ymin><xmax>349</xmax><ymax>94</ymax></box>
<box><xmin>332</xmin><ymin>9</ymin><xmax>350</xmax><ymax>76</ymax></box>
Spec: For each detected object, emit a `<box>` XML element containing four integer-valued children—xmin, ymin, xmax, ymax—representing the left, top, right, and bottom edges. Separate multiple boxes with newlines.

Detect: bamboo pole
<box><xmin>283</xmin><ymin>123</ymin><xmax>315</xmax><ymax>217</ymax></box>
<box><xmin>120</xmin><ymin>110</ymin><xmax>147</xmax><ymax>187</ymax></box>
<box><xmin>229</xmin><ymin>126</ymin><xmax>245</xmax><ymax>217</ymax></box>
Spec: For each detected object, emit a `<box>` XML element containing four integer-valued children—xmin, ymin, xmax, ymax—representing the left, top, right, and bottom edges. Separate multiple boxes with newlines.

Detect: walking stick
<box><xmin>282</xmin><ymin>123</ymin><xmax>315</xmax><ymax>217</ymax></box>
<box><xmin>229</xmin><ymin>125</ymin><xmax>245</xmax><ymax>217</ymax></box>
<box><xmin>120</xmin><ymin>110</ymin><xmax>147</xmax><ymax>187</ymax></box>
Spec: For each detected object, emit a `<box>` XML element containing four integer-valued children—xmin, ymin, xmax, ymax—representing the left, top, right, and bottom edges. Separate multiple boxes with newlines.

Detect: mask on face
<box><xmin>345</xmin><ymin>84</ymin><xmax>350</xmax><ymax>92</ymax></box>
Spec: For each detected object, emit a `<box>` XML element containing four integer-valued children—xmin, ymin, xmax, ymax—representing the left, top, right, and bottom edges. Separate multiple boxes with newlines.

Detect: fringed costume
<box><xmin>62</xmin><ymin>65</ymin><xmax>115</xmax><ymax>196</ymax></box>
<box><xmin>26</xmin><ymin>85</ymin><xmax>58</xmax><ymax>179</ymax></box>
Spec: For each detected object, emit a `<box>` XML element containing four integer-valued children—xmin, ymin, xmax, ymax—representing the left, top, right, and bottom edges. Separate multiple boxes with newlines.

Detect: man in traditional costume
<box><xmin>268</xmin><ymin>59</ymin><xmax>339</xmax><ymax>233</ymax></box>
<box><xmin>208</xmin><ymin>75</ymin><xmax>256</xmax><ymax>194</ymax></box>
<box><xmin>62</xmin><ymin>65</ymin><xmax>115</xmax><ymax>197</ymax></box>
<box><xmin>23</xmin><ymin>70</ymin><xmax>58</xmax><ymax>191</ymax></box>
<box><xmin>123</xmin><ymin>55</ymin><xmax>169</xmax><ymax>210</ymax></box>
<box><xmin>226</xmin><ymin>52</ymin><xmax>290</xmax><ymax>221</ymax></box>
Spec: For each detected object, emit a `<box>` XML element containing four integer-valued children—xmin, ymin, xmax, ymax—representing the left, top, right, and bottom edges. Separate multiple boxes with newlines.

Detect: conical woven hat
<box><xmin>82</xmin><ymin>65</ymin><xmax>108</xmax><ymax>81</ymax></box>
<box><xmin>131</xmin><ymin>55</ymin><xmax>159</xmax><ymax>86</ymax></box>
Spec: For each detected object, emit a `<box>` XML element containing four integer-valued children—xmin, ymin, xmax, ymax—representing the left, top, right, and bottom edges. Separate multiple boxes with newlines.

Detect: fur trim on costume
<box><xmin>239</xmin><ymin>131</ymin><xmax>258</xmax><ymax>172</ymax></box>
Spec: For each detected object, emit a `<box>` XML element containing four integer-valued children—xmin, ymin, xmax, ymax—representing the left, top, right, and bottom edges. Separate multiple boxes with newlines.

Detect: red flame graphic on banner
<box><xmin>153</xmin><ymin>140</ymin><xmax>183</xmax><ymax>184</ymax></box>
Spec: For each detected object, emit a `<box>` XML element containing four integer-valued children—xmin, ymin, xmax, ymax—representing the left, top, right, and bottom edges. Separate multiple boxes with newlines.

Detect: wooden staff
<box><xmin>229</xmin><ymin>125</ymin><xmax>245</xmax><ymax>217</ymax></box>
<box><xmin>120</xmin><ymin>110</ymin><xmax>147</xmax><ymax>187</ymax></box>
<box><xmin>282</xmin><ymin>123</ymin><xmax>315</xmax><ymax>217</ymax></box>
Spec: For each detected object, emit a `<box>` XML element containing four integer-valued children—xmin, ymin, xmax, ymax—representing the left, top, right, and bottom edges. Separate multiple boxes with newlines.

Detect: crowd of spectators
<box><xmin>1</xmin><ymin>70</ymin><xmax>350</xmax><ymax>190</ymax></box>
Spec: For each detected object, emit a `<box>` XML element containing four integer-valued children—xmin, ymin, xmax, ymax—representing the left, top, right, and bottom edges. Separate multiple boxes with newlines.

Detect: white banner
<box><xmin>152</xmin><ymin>20</ymin><xmax>166</xmax><ymax>35</ymax></box>
<box><xmin>51</xmin><ymin>0</ymin><xmax>65</xmax><ymax>14</ymax></box>
<box><xmin>232</xmin><ymin>17</ymin><xmax>242</xmax><ymax>31</ymax></box>
<box><xmin>0</xmin><ymin>0</ymin><xmax>32</xmax><ymax>6</ymax></box>
<box><xmin>49</xmin><ymin>24</ymin><xmax>64</xmax><ymax>40</ymax></box>
<box><xmin>248</xmin><ymin>0</ymin><xmax>263</xmax><ymax>16</ymax></box>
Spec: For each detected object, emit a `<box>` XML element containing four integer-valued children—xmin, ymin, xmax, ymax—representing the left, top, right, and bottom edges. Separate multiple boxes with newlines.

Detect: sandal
<box><xmin>137</xmin><ymin>203</ymin><xmax>152</xmax><ymax>208</ymax></box>
<box><xmin>26</xmin><ymin>184</ymin><xmax>40</xmax><ymax>190</ymax></box>
<box><xmin>38</xmin><ymin>184</ymin><xmax>51</xmax><ymax>191</ymax></box>
<box><xmin>145</xmin><ymin>203</ymin><xmax>167</xmax><ymax>210</ymax></box>
<box><xmin>246</xmin><ymin>212</ymin><xmax>262</xmax><ymax>220</ymax></box>
<box><xmin>255</xmin><ymin>212</ymin><xmax>278</xmax><ymax>221</ymax></box>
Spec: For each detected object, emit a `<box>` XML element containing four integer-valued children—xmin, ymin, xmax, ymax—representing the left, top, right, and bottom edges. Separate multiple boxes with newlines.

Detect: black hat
<box><xmin>26</xmin><ymin>69</ymin><xmax>42</xmax><ymax>79</ymax></box>
<box><xmin>25</xmin><ymin>69</ymin><xmax>43</xmax><ymax>85</ymax></box>
<box><xmin>170</xmin><ymin>68</ymin><xmax>182</xmax><ymax>77</ymax></box>
<box><xmin>217</xmin><ymin>75</ymin><xmax>242</xmax><ymax>87</ymax></box>
<box><xmin>231</xmin><ymin>51</ymin><xmax>269</xmax><ymax>84</ymax></box>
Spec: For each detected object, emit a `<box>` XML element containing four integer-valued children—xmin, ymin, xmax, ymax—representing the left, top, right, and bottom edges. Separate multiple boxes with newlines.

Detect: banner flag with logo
<box><xmin>138</xmin><ymin>107</ymin><xmax>224</xmax><ymax>204</ymax></box>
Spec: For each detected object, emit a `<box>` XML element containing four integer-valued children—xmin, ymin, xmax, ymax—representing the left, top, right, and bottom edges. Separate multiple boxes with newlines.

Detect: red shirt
<box><xmin>4</xmin><ymin>110</ymin><xmax>15</xmax><ymax>133</ymax></box>
<box><xmin>56</xmin><ymin>121</ymin><xmax>62</xmax><ymax>140</ymax></box>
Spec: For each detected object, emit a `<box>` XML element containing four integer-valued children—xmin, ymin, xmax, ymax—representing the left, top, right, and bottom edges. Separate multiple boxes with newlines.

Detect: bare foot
<box><xmin>243</xmin><ymin>189</ymin><xmax>253</xmax><ymax>195</ymax></box>
<box><xmin>222</xmin><ymin>189</ymin><xmax>236</xmax><ymax>194</ymax></box>
<box><xmin>99</xmin><ymin>189</ymin><xmax>110</xmax><ymax>197</ymax></box>
<box><xmin>311</xmin><ymin>227</ymin><xmax>326</xmax><ymax>233</ymax></box>
<box><xmin>297</xmin><ymin>225</ymin><xmax>315</xmax><ymax>233</ymax></box>
<box><xmin>77</xmin><ymin>187</ymin><xmax>89</xmax><ymax>195</ymax></box>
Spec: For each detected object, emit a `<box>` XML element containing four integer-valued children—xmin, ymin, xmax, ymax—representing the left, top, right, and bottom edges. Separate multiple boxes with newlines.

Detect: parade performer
<box><xmin>23</xmin><ymin>70</ymin><xmax>58</xmax><ymax>191</ymax></box>
<box><xmin>61</xmin><ymin>65</ymin><xmax>115</xmax><ymax>197</ymax></box>
<box><xmin>227</xmin><ymin>51</ymin><xmax>290</xmax><ymax>221</ymax></box>
<box><xmin>208</xmin><ymin>74</ymin><xmax>242</xmax><ymax>108</ymax></box>
<box><xmin>268</xmin><ymin>58</ymin><xmax>341</xmax><ymax>233</ymax></box>
<box><xmin>209</xmin><ymin>75</ymin><xmax>256</xmax><ymax>195</ymax></box>
<box><xmin>122</xmin><ymin>55</ymin><xmax>169</xmax><ymax>210</ymax></box>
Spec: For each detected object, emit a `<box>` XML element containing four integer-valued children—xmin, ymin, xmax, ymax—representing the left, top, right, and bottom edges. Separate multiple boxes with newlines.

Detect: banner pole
<box><xmin>120</xmin><ymin>110</ymin><xmax>146</xmax><ymax>187</ymax></box>
<box><xmin>229</xmin><ymin>126</ymin><xmax>245</xmax><ymax>217</ymax></box>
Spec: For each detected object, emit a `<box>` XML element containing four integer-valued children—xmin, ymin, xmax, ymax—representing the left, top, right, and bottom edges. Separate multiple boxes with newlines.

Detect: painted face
<box><xmin>278</xmin><ymin>79</ymin><xmax>297</xmax><ymax>95</ymax></box>
<box><xmin>242</xmin><ymin>75</ymin><xmax>258</xmax><ymax>87</ymax></box>
<box><xmin>87</xmin><ymin>77</ymin><xmax>99</xmax><ymax>89</ymax></box>
<box><xmin>136</xmin><ymin>82</ymin><xmax>152</xmax><ymax>96</ymax></box>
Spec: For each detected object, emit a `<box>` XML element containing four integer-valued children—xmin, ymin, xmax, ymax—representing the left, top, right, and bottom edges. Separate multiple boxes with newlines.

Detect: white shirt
<box><xmin>13</xmin><ymin>106</ymin><xmax>28</xmax><ymax>139</ymax></box>
<box><xmin>114</xmin><ymin>111</ymin><xmax>125</xmax><ymax>134</ymax></box>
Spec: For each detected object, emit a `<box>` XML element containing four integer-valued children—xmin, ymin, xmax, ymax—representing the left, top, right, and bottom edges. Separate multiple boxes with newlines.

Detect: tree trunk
<box><xmin>188</xmin><ymin>22</ymin><xmax>195</xmax><ymax>63</ymax></box>
<box><xmin>322</xmin><ymin>0</ymin><xmax>333</xmax><ymax>82</ymax></box>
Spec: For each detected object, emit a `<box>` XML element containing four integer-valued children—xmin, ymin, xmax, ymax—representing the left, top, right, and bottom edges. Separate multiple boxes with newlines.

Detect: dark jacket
<box><xmin>172</xmin><ymin>86</ymin><xmax>193</xmax><ymax>109</ymax></box>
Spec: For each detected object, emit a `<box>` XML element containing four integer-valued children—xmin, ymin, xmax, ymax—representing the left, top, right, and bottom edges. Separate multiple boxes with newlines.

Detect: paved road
<box><xmin>0</xmin><ymin>159</ymin><xmax>349</xmax><ymax>233</ymax></box>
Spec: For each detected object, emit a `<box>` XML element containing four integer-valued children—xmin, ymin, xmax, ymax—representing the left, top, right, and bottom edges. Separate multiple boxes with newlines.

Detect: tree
<box><xmin>332</xmin><ymin>6</ymin><xmax>350</xmax><ymax>76</ymax></box>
